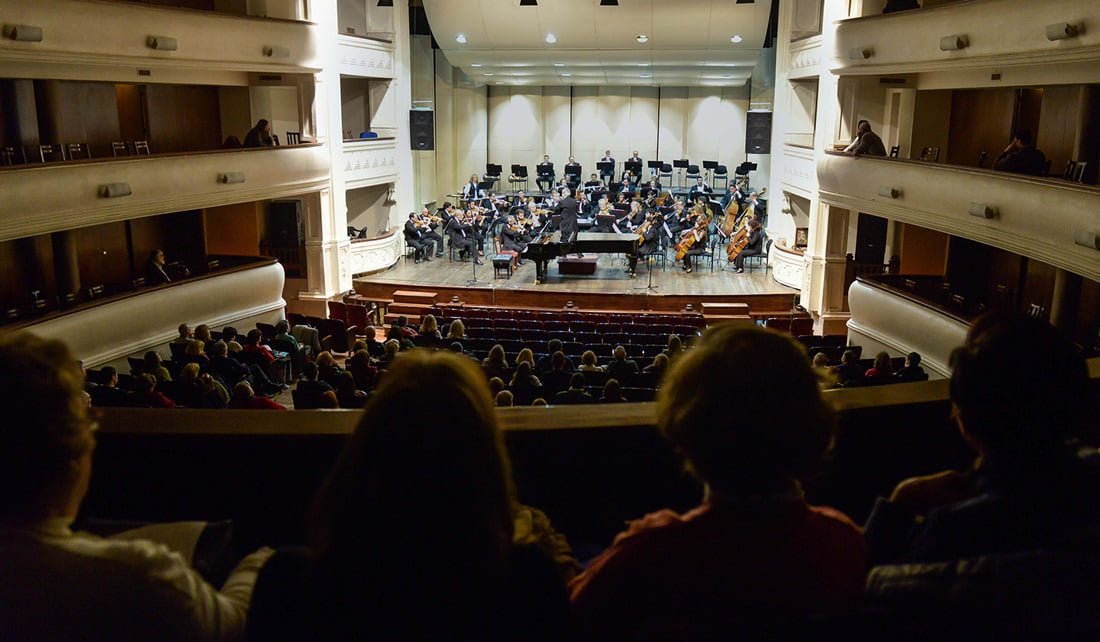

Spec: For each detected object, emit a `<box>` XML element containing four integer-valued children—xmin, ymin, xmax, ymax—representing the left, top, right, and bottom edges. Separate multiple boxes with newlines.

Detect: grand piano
<box><xmin>523</xmin><ymin>231</ymin><xmax>639</xmax><ymax>284</ymax></box>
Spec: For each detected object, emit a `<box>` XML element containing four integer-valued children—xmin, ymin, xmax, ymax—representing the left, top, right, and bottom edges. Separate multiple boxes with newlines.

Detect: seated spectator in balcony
<box><xmin>482</xmin><ymin>344</ymin><xmax>511</xmax><ymax>381</ymax></box>
<box><xmin>208</xmin><ymin>339</ymin><xmax>248</xmax><ymax>382</ymax></box>
<box><xmin>171</xmin><ymin>323</ymin><xmax>193</xmax><ymax>346</ymax></box>
<box><xmin>245</xmin><ymin>350</ymin><xmax>569</xmax><ymax>641</ymax></box>
<box><xmin>242</xmin><ymin>330</ymin><xmax>275</xmax><ymax>366</ymax></box>
<box><xmin>145</xmin><ymin>249</ymin><xmax>188</xmax><ymax>285</ymax></box>
<box><xmin>446</xmin><ymin>319</ymin><xmax>467</xmax><ymax>342</ymax></box>
<box><xmin>844</xmin><ymin>119</ymin><xmax>887</xmax><ymax>157</ymax></box>
<box><xmin>553</xmin><ymin>373</ymin><xmax>594</xmax><ymax>405</ymax></box>
<box><xmin>418</xmin><ymin>314</ymin><xmax>443</xmax><ymax>345</ymax></box>
<box><xmin>318</xmin><ymin>391</ymin><xmax>340</xmax><ymax>409</ymax></box>
<box><xmin>536</xmin><ymin>339</ymin><xmax>575</xmax><ymax>374</ymax></box>
<box><xmin>993</xmin><ymin>130</ymin><xmax>1048</xmax><ymax>177</ymax></box>
<box><xmin>183</xmin><ymin>339</ymin><xmax>210</xmax><ymax>368</ymax></box>
<box><xmin>598</xmin><ymin>378</ymin><xmax>628</xmax><ymax>404</ymax></box>
<box><xmin>222</xmin><ymin>135</ymin><xmax>242</xmax><ymax>149</ymax></box>
<box><xmin>194</xmin><ymin>324</ymin><xmax>214</xmax><ymax>346</ymax></box>
<box><xmin>488</xmin><ymin>377</ymin><xmax>506</xmax><ymax>397</ymax></box>
<box><xmin>516</xmin><ymin>348</ymin><xmax>536</xmax><ymax>371</ymax></box>
<box><xmin>893</xmin><ymin>352</ymin><xmax>928</xmax><ymax>382</ymax></box>
<box><xmin>273</xmin><ymin>321</ymin><xmax>299</xmax><ymax>350</ymax></box>
<box><xmin>315</xmin><ymin>352</ymin><xmax>344</xmax><ymax>389</ymax></box>
<box><xmin>495</xmin><ymin>390</ymin><xmax>514</xmax><ymax>407</ymax></box>
<box><xmin>605</xmin><ymin>345</ymin><xmax>639</xmax><ymax>381</ymax></box>
<box><xmin>508</xmin><ymin>361</ymin><xmax>544</xmax><ymax>407</ymax></box>
<box><xmin>346</xmin><ymin>349</ymin><xmax>378</xmax><ymax>392</ymax></box>
<box><xmin>643</xmin><ymin>352</ymin><xmax>670</xmax><ymax>376</ymax></box>
<box><xmin>662</xmin><ymin>334</ymin><xmax>684</xmax><ymax>362</ymax></box>
<box><xmin>173</xmin><ymin>362</ymin><xmax>229</xmax><ymax>408</ymax></box>
<box><xmin>296</xmin><ymin>362</ymin><xmax>334</xmax><ymax>409</ymax></box>
<box><xmin>378</xmin><ymin>340</ymin><xmax>401</xmax><ymax>370</ymax></box>
<box><xmin>228</xmin><ymin>381</ymin><xmax>286</xmax><ymax>410</ymax></box>
<box><xmin>579</xmin><ymin>351</ymin><xmax>604</xmax><ymax>373</ymax></box>
<box><xmin>864</xmin><ymin>351</ymin><xmax>894</xmax><ymax>379</ymax></box>
<box><xmin>89</xmin><ymin>366</ymin><xmax>132</xmax><ymax>407</ymax></box>
<box><xmin>386</xmin><ymin>317</ymin><xmax>417</xmax><ymax>351</ymax></box>
<box><xmin>221</xmin><ymin>326</ymin><xmax>244</xmax><ymax>353</ymax></box>
<box><xmin>570</xmin><ymin>326</ymin><xmax>865</xmax><ymax>639</ymax></box>
<box><xmin>0</xmin><ymin>332</ymin><xmax>273</xmax><ymax>641</ymax></box>
<box><xmin>361</xmin><ymin>326</ymin><xmax>385</xmax><ymax>359</ymax></box>
<box><xmin>834</xmin><ymin>349</ymin><xmax>863</xmax><ymax>385</ymax></box>
<box><xmin>333</xmin><ymin>371</ymin><xmax>367</xmax><ymax>409</ymax></box>
<box><xmin>144</xmin><ymin>350</ymin><xmax>172</xmax><ymax>383</ymax></box>
<box><xmin>866</xmin><ymin>314</ymin><xmax>1094</xmax><ymax>566</ymax></box>
<box><xmin>243</xmin><ymin>119</ymin><xmax>275</xmax><ymax>148</ymax></box>
<box><xmin>540</xmin><ymin>352</ymin><xmax>574</xmax><ymax>395</ymax></box>
<box><xmin>132</xmin><ymin>373</ymin><xmax>176</xmax><ymax>408</ymax></box>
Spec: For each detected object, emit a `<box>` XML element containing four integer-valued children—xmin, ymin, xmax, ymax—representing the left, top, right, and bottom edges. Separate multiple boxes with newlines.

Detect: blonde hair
<box><xmin>516</xmin><ymin>348</ymin><xmax>535</xmax><ymax>368</ymax></box>
<box><xmin>447</xmin><ymin>319</ymin><xmax>466</xmax><ymax>340</ymax></box>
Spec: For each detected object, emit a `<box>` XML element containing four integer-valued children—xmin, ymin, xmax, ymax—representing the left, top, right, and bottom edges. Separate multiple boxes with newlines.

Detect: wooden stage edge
<box><xmin>353</xmin><ymin>277</ymin><xmax>801</xmax><ymax>316</ymax></box>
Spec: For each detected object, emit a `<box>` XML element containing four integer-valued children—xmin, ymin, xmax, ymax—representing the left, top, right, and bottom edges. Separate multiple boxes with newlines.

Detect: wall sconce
<box><xmin>1073</xmin><ymin>230</ymin><xmax>1099</xmax><ymax>251</ymax></box>
<box><xmin>939</xmin><ymin>35</ymin><xmax>968</xmax><ymax>51</ymax></box>
<box><xmin>968</xmin><ymin>202</ymin><xmax>997</xmax><ymax>219</ymax></box>
<box><xmin>219</xmin><ymin>172</ymin><xmax>245</xmax><ymax>184</ymax></box>
<box><xmin>263</xmin><ymin>45</ymin><xmax>290</xmax><ymax>58</ymax></box>
<box><xmin>100</xmin><ymin>183</ymin><xmax>132</xmax><ymax>198</ymax></box>
<box><xmin>147</xmin><ymin>35</ymin><xmax>178</xmax><ymax>51</ymax></box>
<box><xmin>848</xmin><ymin>47</ymin><xmax>873</xmax><ymax>60</ymax></box>
<box><xmin>1046</xmin><ymin>23</ymin><xmax>1079</xmax><ymax>41</ymax></box>
<box><xmin>3</xmin><ymin>24</ymin><xmax>44</xmax><ymax>42</ymax></box>
<box><xmin>877</xmin><ymin>186</ymin><xmax>901</xmax><ymax>199</ymax></box>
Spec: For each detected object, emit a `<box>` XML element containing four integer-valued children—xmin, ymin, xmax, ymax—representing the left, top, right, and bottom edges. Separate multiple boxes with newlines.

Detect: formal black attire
<box><xmin>993</xmin><ymin>146</ymin><xmax>1048</xmax><ymax>177</ymax></box>
<box><xmin>447</xmin><ymin>218</ymin><xmax>478</xmax><ymax>260</ymax></box>
<box><xmin>403</xmin><ymin>220</ymin><xmax>435</xmax><ymax>262</ymax></box>
<box><xmin>554</xmin><ymin>196</ymin><xmax>580</xmax><ymax>251</ymax></box>
<box><xmin>627</xmin><ymin>222</ymin><xmax>660</xmax><ymax>275</ymax></box>
<box><xmin>688</xmin><ymin>184</ymin><xmax>713</xmax><ymax>200</ymax></box>
<box><xmin>564</xmin><ymin>162</ymin><xmax>582</xmax><ymax>187</ymax></box>
<box><xmin>243</xmin><ymin>124</ymin><xmax>274</xmax><ymax>148</ymax></box>
<box><xmin>501</xmin><ymin>226</ymin><xmax>529</xmax><ymax>254</ymax></box>
<box><xmin>552</xmin><ymin>388</ymin><xmax>594</xmax><ymax>405</ymax></box>
<box><xmin>733</xmin><ymin>228</ymin><xmax>763</xmax><ymax>270</ymax></box>
<box><xmin>461</xmin><ymin>181</ymin><xmax>479</xmax><ymax>200</ymax></box>
<box><xmin>536</xmin><ymin>162</ymin><xmax>555</xmax><ymax>192</ymax></box>
<box><xmin>599</xmin><ymin>155</ymin><xmax>615</xmax><ymax>182</ymax></box>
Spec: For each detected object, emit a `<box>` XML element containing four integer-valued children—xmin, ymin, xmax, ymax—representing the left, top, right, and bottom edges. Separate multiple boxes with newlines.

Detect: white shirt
<box><xmin>0</xmin><ymin>519</ymin><xmax>273</xmax><ymax>642</ymax></box>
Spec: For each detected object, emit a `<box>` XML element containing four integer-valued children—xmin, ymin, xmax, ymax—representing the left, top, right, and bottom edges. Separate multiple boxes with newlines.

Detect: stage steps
<box><xmin>392</xmin><ymin>290</ymin><xmax>438</xmax><ymax>305</ymax></box>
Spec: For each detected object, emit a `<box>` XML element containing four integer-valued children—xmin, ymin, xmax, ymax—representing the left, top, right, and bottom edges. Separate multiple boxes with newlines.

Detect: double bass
<box><xmin>674</xmin><ymin>211</ymin><xmax>710</xmax><ymax>261</ymax></box>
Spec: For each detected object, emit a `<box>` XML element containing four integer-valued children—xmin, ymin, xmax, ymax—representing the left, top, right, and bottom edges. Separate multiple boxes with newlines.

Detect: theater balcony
<box><xmin>0</xmin><ymin>0</ymin><xmax>321</xmax><ymax>76</ymax></box>
<box><xmin>0</xmin><ymin>145</ymin><xmax>330</xmax><ymax>242</ymax></box>
<box><xmin>342</xmin><ymin>138</ymin><xmax>400</xmax><ymax>189</ymax></box>
<box><xmin>26</xmin><ymin>257</ymin><xmax>285</xmax><ymax>367</ymax></box>
<box><xmin>818</xmin><ymin>152</ymin><xmax>1100</xmax><ymax>283</ymax></box>
<box><xmin>833</xmin><ymin>0</ymin><xmax>1100</xmax><ymax>77</ymax></box>
<box><xmin>335</xmin><ymin>34</ymin><xmax>395</xmax><ymax>79</ymax></box>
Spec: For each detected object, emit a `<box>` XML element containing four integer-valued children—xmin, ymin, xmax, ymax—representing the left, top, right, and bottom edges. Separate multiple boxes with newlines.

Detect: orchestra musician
<box><xmin>447</xmin><ymin>208</ymin><xmax>482</xmax><ymax>264</ymax></box>
<box><xmin>417</xmin><ymin>208</ymin><xmax>445</xmax><ymax>257</ymax></box>
<box><xmin>626</xmin><ymin>211</ymin><xmax>661</xmax><ymax>278</ymax></box>
<box><xmin>564</xmin><ymin>156</ymin><xmax>582</xmax><ymax>188</ymax></box>
<box><xmin>732</xmin><ymin>218</ymin><xmax>764</xmax><ymax>274</ymax></box>
<box><xmin>461</xmin><ymin>174</ymin><xmax>480</xmax><ymax>200</ymax></box>
<box><xmin>593</xmin><ymin>196</ymin><xmax>614</xmax><ymax>232</ymax></box>
<box><xmin>585</xmin><ymin>173</ymin><xmax>603</xmax><ymax>190</ymax></box>
<box><xmin>741</xmin><ymin>190</ymin><xmax>766</xmax><ymax>223</ymax></box>
<box><xmin>553</xmin><ymin>187</ymin><xmax>581</xmax><ymax>257</ymax></box>
<box><xmin>500</xmin><ymin>216</ymin><xmax>530</xmax><ymax>267</ymax></box>
<box><xmin>599</xmin><ymin>149</ymin><xmax>615</xmax><ymax>182</ymax></box>
<box><xmin>719</xmin><ymin>184</ymin><xmax>744</xmax><ymax>212</ymax></box>
<box><xmin>403</xmin><ymin>212</ymin><xmax>436</xmax><ymax>263</ymax></box>
<box><xmin>688</xmin><ymin>177</ymin><xmax>713</xmax><ymax>199</ymax></box>
<box><xmin>512</xmin><ymin>190</ymin><xmax>527</xmax><ymax>208</ymax></box>
<box><xmin>678</xmin><ymin>206</ymin><xmax>711</xmax><ymax>274</ymax></box>
<box><xmin>536</xmin><ymin>155</ymin><xmax>555</xmax><ymax>192</ymax></box>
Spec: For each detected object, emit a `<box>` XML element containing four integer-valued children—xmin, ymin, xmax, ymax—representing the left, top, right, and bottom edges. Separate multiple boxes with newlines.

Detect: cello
<box><xmin>674</xmin><ymin>210</ymin><xmax>710</xmax><ymax>261</ymax></box>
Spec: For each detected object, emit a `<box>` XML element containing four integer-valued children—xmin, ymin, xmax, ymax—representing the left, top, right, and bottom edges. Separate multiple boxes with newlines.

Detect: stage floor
<box><xmin>358</xmin><ymin>252</ymin><xmax>796</xmax><ymax>298</ymax></box>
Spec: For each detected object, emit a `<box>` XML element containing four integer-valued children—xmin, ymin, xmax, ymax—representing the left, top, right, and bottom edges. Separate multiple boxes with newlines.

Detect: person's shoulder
<box><xmin>62</xmin><ymin>532</ymin><xmax>195</xmax><ymax>583</ymax></box>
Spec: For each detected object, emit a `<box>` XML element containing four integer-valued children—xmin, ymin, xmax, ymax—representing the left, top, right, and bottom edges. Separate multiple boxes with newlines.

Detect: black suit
<box><xmin>404</xmin><ymin>220</ymin><xmax>435</xmax><ymax>260</ymax></box>
<box><xmin>536</xmin><ymin>163</ymin><xmax>555</xmax><ymax>192</ymax></box>
<box><xmin>734</xmin><ymin>228</ymin><xmax>764</xmax><ymax>270</ymax></box>
<box><xmin>599</xmin><ymin>156</ymin><xmax>615</xmax><ymax>181</ymax></box>
<box><xmin>554</xmin><ymin>196</ymin><xmax>580</xmax><ymax>249</ymax></box>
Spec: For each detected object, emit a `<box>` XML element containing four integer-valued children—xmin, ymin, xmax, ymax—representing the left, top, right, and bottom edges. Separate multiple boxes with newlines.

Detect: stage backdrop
<box><xmin>416</xmin><ymin>42</ymin><xmax>767</xmax><ymax>205</ymax></box>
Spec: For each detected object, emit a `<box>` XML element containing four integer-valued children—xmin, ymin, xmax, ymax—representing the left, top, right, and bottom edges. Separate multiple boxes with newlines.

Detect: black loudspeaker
<box><xmin>268</xmin><ymin>200</ymin><xmax>304</xmax><ymax>248</ymax></box>
<box><xmin>854</xmin><ymin>213</ymin><xmax>888</xmax><ymax>265</ymax></box>
<box><xmin>746</xmin><ymin>111</ymin><xmax>772</xmax><ymax>155</ymax></box>
<box><xmin>410</xmin><ymin>109</ymin><xmax>434</xmax><ymax>150</ymax></box>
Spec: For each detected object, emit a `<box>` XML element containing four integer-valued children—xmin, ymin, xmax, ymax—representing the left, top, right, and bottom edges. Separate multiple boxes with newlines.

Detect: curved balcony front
<box><xmin>834</xmin><ymin>0</ymin><xmax>1100</xmax><ymax>77</ymax></box>
<box><xmin>342</xmin><ymin>138</ymin><xmax>400</xmax><ymax>189</ymax></box>
<box><xmin>818</xmin><ymin>152</ymin><xmax>1100</xmax><ymax>282</ymax></box>
<box><xmin>0</xmin><ymin>145</ymin><xmax>331</xmax><ymax>242</ymax></box>
<box><xmin>0</xmin><ymin>0</ymin><xmax>321</xmax><ymax>75</ymax></box>
<box><xmin>336</xmin><ymin>35</ymin><xmax>395</xmax><ymax>79</ymax></box>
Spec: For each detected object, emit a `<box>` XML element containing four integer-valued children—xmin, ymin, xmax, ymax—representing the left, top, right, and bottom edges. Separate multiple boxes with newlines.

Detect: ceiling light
<box><xmin>561</xmin><ymin>73</ymin><xmax>572</xmax><ymax>77</ymax></box>
<box><xmin>553</xmin><ymin>62</ymin><xmax>565</xmax><ymax>67</ymax></box>
<box><xmin>640</xmin><ymin>73</ymin><xmax>651</xmax><ymax>78</ymax></box>
<box><xmin>636</xmin><ymin>34</ymin><xmax>649</xmax><ymax>43</ymax></box>
<box><xmin>638</xmin><ymin>62</ymin><xmax>650</xmax><ymax>67</ymax></box>
<box><xmin>455</xmin><ymin>33</ymin><xmax>467</xmax><ymax>44</ymax></box>
<box><xmin>545</xmin><ymin>33</ymin><xmax>557</xmax><ymax>44</ymax></box>
<box><xmin>484</xmin><ymin>73</ymin><xmax>493</xmax><ymax>76</ymax></box>
<box><xmin>471</xmin><ymin>63</ymin><xmax>482</xmax><ymax>67</ymax></box>
<box><xmin>730</xmin><ymin>34</ymin><xmax>743</xmax><ymax>43</ymax></box>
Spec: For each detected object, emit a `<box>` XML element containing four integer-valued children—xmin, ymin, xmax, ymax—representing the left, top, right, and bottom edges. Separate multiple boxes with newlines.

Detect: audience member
<box><xmin>418</xmin><ymin>315</ymin><xmax>443</xmax><ymax>344</ymax></box>
<box><xmin>661</xmin><ymin>334</ymin><xmax>684</xmax><ymax>361</ymax></box>
<box><xmin>482</xmin><ymin>344</ymin><xmax>511</xmax><ymax>381</ymax></box>
<box><xmin>893</xmin><ymin>352</ymin><xmax>928</xmax><ymax>382</ymax></box>
<box><xmin>315</xmin><ymin>352</ymin><xmax>344</xmax><ymax>388</ymax></box>
<box><xmin>295</xmin><ymin>362</ymin><xmax>334</xmax><ymax>410</ymax></box>
<box><xmin>361</xmin><ymin>326</ymin><xmax>385</xmax><ymax>358</ymax></box>
<box><xmin>194</xmin><ymin>324</ymin><xmax>214</xmax><ymax>345</ymax></box>
<box><xmin>605</xmin><ymin>345</ymin><xmax>639</xmax><ymax>381</ymax></box>
<box><xmin>89</xmin><ymin>366</ymin><xmax>132</xmax><ymax>407</ymax></box>
<box><xmin>0</xmin><ymin>332</ymin><xmax>273</xmax><ymax>641</ymax></box>
<box><xmin>172</xmin><ymin>323</ymin><xmax>193</xmax><ymax>346</ymax></box>
<box><xmin>531</xmin><ymin>398</ymin><xmax>548</xmax><ymax>407</ymax></box>
<box><xmin>243</xmin><ymin>119</ymin><xmax>275</xmax><ymax>148</ymax></box>
<box><xmin>508</xmin><ymin>361</ymin><xmax>544</xmax><ymax>406</ymax></box>
<box><xmin>487</xmin><ymin>377</ymin><xmax>506</xmax><ymax>396</ymax></box>
<box><xmin>144</xmin><ymin>350</ymin><xmax>172</xmax><ymax>382</ymax></box>
<box><xmin>229</xmin><ymin>382</ymin><xmax>285</xmax><ymax>410</ymax></box>
<box><xmin>834</xmin><ymin>349</ymin><xmax>863</xmax><ymax>385</ymax></box>
<box><xmin>174</xmin><ymin>362</ymin><xmax>229</xmax><ymax>408</ymax></box>
<box><xmin>132</xmin><ymin>373</ymin><xmax>176</xmax><ymax>408</ymax></box>
<box><xmin>552</xmin><ymin>373</ymin><xmax>594</xmax><ymax>405</ymax></box>
<box><xmin>570</xmin><ymin>326</ymin><xmax>865</xmax><ymax>638</ymax></box>
<box><xmin>345</xmin><ymin>349</ymin><xmax>378</xmax><ymax>392</ymax></box>
<box><xmin>184</xmin><ymin>339</ymin><xmax>210</xmax><ymax>368</ymax></box>
<box><xmin>333</xmin><ymin>371</ymin><xmax>367</xmax><ymax>409</ymax></box>
<box><xmin>222</xmin><ymin>326</ymin><xmax>242</xmax><ymax>351</ymax></box>
<box><xmin>245</xmin><ymin>351</ymin><xmax>569</xmax><ymax>640</ymax></box>
<box><xmin>643</xmin><ymin>352</ymin><xmax>669</xmax><ymax>376</ymax></box>
<box><xmin>578</xmin><ymin>351</ymin><xmax>603</xmax><ymax>373</ymax></box>
<box><xmin>446</xmin><ymin>319</ymin><xmax>467</xmax><ymax>341</ymax></box>
<box><xmin>273</xmin><ymin>321</ymin><xmax>299</xmax><ymax>350</ymax></box>
<box><xmin>846</xmin><ymin>119</ymin><xmax>887</xmax><ymax>157</ymax></box>
<box><xmin>208</xmin><ymin>340</ymin><xmax>249</xmax><ymax>385</ymax></box>
<box><xmin>598</xmin><ymin>379</ymin><xmax>628</xmax><ymax>404</ymax></box>
<box><xmin>536</xmin><ymin>340</ymin><xmax>575</xmax><ymax>374</ymax></box>
<box><xmin>515</xmin><ymin>348</ymin><xmax>536</xmax><ymax>371</ymax></box>
<box><xmin>495</xmin><ymin>390</ymin><xmax>514</xmax><ymax>407</ymax></box>
<box><xmin>993</xmin><ymin>129</ymin><xmax>1048</xmax><ymax>177</ymax></box>
<box><xmin>865</xmin><ymin>351</ymin><xmax>894</xmax><ymax>378</ymax></box>
<box><xmin>540</xmin><ymin>352</ymin><xmax>573</xmax><ymax>395</ymax></box>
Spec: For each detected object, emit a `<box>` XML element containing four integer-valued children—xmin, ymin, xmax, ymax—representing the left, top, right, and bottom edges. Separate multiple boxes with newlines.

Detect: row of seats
<box><xmin>0</xmin><ymin>140</ymin><xmax>150</xmax><ymax>165</ymax></box>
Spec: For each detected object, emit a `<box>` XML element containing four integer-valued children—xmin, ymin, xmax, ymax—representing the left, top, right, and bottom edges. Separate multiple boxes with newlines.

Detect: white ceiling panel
<box><xmin>423</xmin><ymin>0</ymin><xmax>773</xmax><ymax>88</ymax></box>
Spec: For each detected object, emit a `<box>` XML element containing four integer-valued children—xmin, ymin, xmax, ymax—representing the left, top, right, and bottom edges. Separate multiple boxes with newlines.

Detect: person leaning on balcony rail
<box><xmin>0</xmin><ymin>332</ymin><xmax>273</xmax><ymax>641</ymax></box>
<box><xmin>243</xmin><ymin>119</ymin><xmax>275</xmax><ymax>148</ymax></box>
<box><xmin>992</xmin><ymin>129</ymin><xmax>1048</xmax><ymax>177</ymax></box>
<box><xmin>844</xmin><ymin>120</ymin><xmax>887</xmax><ymax>158</ymax></box>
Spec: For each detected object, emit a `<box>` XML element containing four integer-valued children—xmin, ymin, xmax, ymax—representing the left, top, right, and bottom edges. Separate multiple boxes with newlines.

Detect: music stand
<box><xmin>484</xmin><ymin>163</ymin><xmax>502</xmax><ymax>190</ymax></box>
<box><xmin>647</xmin><ymin>160</ymin><xmax>663</xmax><ymax>181</ymax></box>
<box><xmin>673</xmin><ymin>158</ymin><xmax>689</xmax><ymax>189</ymax></box>
<box><xmin>702</xmin><ymin>160</ymin><xmax>718</xmax><ymax>187</ymax></box>
<box><xmin>624</xmin><ymin>160</ymin><xmax>642</xmax><ymax>182</ymax></box>
<box><xmin>597</xmin><ymin>160</ymin><xmax>614</xmax><ymax>179</ymax></box>
<box><xmin>565</xmin><ymin>164</ymin><xmax>582</xmax><ymax>183</ymax></box>
<box><xmin>608</xmin><ymin>181</ymin><xmax>623</xmax><ymax>195</ymax></box>
<box><xmin>510</xmin><ymin>164</ymin><xmax>528</xmax><ymax>193</ymax></box>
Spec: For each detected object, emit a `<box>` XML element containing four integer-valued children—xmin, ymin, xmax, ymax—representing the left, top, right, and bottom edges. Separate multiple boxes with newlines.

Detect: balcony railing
<box><xmin>335</xmin><ymin>34</ymin><xmax>396</xmax><ymax>78</ymax></box>
<box><xmin>833</xmin><ymin>0</ymin><xmax>1100</xmax><ymax>76</ymax></box>
<box><xmin>818</xmin><ymin>152</ymin><xmax>1100</xmax><ymax>282</ymax></box>
<box><xmin>342</xmin><ymin>138</ymin><xmax>399</xmax><ymax>189</ymax></box>
<box><xmin>0</xmin><ymin>145</ymin><xmax>331</xmax><ymax>242</ymax></box>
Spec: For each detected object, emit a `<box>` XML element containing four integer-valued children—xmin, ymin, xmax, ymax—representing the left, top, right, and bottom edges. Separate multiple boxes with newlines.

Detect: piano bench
<box><xmin>491</xmin><ymin>254</ymin><xmax>513</xmax><ymax>279</ymax></box>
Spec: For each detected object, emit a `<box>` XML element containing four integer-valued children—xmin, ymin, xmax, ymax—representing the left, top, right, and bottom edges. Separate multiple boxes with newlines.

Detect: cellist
<box><xmin>676</xmin><ymin>209</ymin><xmax>710</xmax><ymax>274</ymax></box>
<box><xmin>731</xmin><ymin>218</ymin><xmax>764</xmax><ymax>274</ymax></box>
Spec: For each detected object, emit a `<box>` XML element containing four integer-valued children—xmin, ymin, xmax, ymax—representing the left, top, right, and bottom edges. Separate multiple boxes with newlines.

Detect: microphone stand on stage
<box><xmin>632</xmin><ymin>253</ymin><xmax>659</xmax><ymax>293</ymax></box>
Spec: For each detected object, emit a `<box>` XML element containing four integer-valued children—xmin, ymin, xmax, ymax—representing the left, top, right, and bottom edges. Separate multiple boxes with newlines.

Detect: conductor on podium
<box><xmin>554</xmin><ymin>187</ymin><xmax>580</xmax><ymax>257</ymax></box>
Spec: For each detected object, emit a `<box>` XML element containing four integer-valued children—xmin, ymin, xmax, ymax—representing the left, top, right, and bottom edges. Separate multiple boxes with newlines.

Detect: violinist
<box><xmin>732</xmin><ymin>218</ymin><xmax>763</xmax><ymax>274</ymax></box>
<box><xmin>594</xmin><ymin>196</ymin><xmax>614</xmax><ymax>232</ymax></box>
<box><xmin>627</xmin><ymin>211</ymin><xmax>661</xmax><ymax>278</ymax></box>
<box><xmin>613</xmin><ymin>200</ymin><xmax>643</xmax><ymax>234</ymax></box>
<box><xmin>688</xmin><ymin>177</ymin><xmax>712</xmax><ymax>199</ymax></box>
<box><xmin>404</xmin><ymin>212</ymin><xmax>436</xmax><ymax>263</ymax></box>
<box><xmin>500</xmin><ymin>216</ymin><xmax>530</xmax><ymax>267</ymax></box>
<box><xmin>447</xmin><ymin>208</ymin><xmax>481</xmax><ymax>264</ymax></box>
<box><xmin>417</xmin><ymin>208</ymin><xmax>445</xmax><ymax>258</ymax></box>
<box><xmin>584</xmin><ymin>173</ymin><xmax>604</xmax><ymax>190</ymax></box>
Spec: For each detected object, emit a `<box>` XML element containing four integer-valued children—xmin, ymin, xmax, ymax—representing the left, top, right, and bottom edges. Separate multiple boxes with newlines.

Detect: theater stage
<box><xmin>354</xmin><ymin>252</ymin><xmax>800</xmax><ymax>318</ymax></box>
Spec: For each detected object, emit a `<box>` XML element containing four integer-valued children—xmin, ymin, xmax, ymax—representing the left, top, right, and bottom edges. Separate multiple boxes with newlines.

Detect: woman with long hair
<box><xmin>248</xmin><ymin>351</ymin><xmax>568</xmax><ymax>640</ymax></box>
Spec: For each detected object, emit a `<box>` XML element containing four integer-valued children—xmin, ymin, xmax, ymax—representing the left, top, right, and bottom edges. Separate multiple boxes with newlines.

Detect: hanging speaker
<box><xmin>746</xmin><ymin>111</ymin><xmax>772</xmax><ymax>155</ymax></box>
<box><xmin>410</xmin><ymin>109</ymin><xmax>434</xmax><ymax>151</ymax></box>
